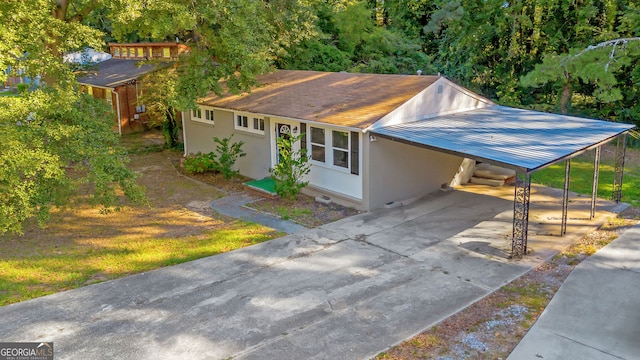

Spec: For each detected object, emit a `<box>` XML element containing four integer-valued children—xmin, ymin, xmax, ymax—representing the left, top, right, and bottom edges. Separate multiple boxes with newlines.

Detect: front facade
<box><xmin>182</xmin><ymin>70</ymin><xmax>493</xmax><ymax>210</ymax></box>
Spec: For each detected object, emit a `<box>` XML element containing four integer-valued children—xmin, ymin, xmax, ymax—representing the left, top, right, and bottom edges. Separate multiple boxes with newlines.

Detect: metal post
<box><xmin>561</xmin><ymin>159</ymin><xmax>571</xmax><ymax>236</ymax></box>
<box><xmin>590</xmin><ymin>146</ymin><xmax>601</xmax><ymax>219</ymax></box>
<box><xmin>512</xmin><ymin>172</ymin><xmax>531</xmax><ymax>258</ymax></box>
<box><xmin>612</xmin><ymin>134</ymin><xmax>627</xmax><ymax>203</ymax></box>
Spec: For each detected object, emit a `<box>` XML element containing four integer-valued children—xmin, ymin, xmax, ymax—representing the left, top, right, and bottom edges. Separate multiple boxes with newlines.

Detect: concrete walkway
<box><xmin>508</xmin><ymin>223</ymin><xmax>640</xmax><ymax>360</ymax></box>
<box><xmin>0</xmin><ymin>186</ymin><xmax>623</xmax><ymax>360</ymax></box>
<box><xmin>211</xmin><ymin>193</ymin><xmax>308</xmax><ymax>234</ymax></box>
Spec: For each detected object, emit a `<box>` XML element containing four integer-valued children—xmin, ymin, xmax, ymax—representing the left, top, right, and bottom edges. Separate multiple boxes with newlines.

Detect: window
<box><xmin>332</xmin><ymin>131</ymin><xmax>349</xmax><ymax>168</ymax></box>
<box><xmin>191</xmin><ymin>106</ymin><xmax>215</xmax><ymax>124</ymax></box>
<box><xmin>148</xmin><ymin>48</ymin><xmax>153</xmax><ymax>59</ymax></box>
<box><xmin>87</xmin><ymin>86</ymin><xmax>93</xmax><ymax>96</ymax></box>
<box><xmin>307</xmin><ymin>127</ymin><xmax>360</xmax><ymax>174</ymax></box>
<box><xmin>310</xmin><ymin>127</ymin><xmax>325</xmax><ymax>162</ymax></box>
<box><xmin>234</xmin><ymin>112</ymin><xmax>264</xmax><ymax>134</ymax></box>
<box><xmin>236</xmin><ymin>114</ymin><xmax>248</xmax><ymax>128</ymax></box>
<box><xmin>137</xmin><ymin>47</ymin><xmax>144</xmax><ymax>57</ymax></box>
<box><xmin>114</xmin><ymin>48</ymin><xmax>120</xmax><ymax>57</ymax></box>
<box><xmin>205</xmin><ymin>109</ymin><xmax>214</xmax><ymax>121</ymax></box>
<box><xmin>253</xmin><ymin>117</ymin><xmax>264</xmax><ymax>131</ymax></box>
<box><xmin>128</xmin><ymin>48</ymin><xmax>135</xmax><ymax>57</ymax></box>
<box><xmin>162</xmin><ymin>48</ymin><xmax>170</xmax><ymax>58</ymax></box>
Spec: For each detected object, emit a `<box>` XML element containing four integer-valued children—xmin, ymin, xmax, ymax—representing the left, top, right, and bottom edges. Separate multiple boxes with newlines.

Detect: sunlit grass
<box><xmin>532</xmin><ymin>150</ymin><xmax>640</xmax><ymax>207</ymax></box>
<box><xmin>0</xmin><ymin>221</ymin><xmax>280</xmax><ymax>306</ymax></box>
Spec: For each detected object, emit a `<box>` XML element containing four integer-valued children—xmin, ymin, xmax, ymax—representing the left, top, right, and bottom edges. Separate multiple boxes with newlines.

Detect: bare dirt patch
<box><xmin>377</xmin><ymin>214</ymin><xmax>638</xmax><ymax>360</ymax></box>
<box><xmin>247</xmin><ymin>196</ymin><xmax>361</xmax><ymax>227</ymax></box>
<box><xmin>173</xmin><ymin>154</ymin><xmax>360</xmax><ymax>228</ymax></box>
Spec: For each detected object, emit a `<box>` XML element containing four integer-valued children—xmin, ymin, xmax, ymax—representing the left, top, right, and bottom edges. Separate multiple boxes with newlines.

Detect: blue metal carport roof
<box><xmin>370</xmin><ymin>106</ymin><xmax>635</xmax><ymax>173</ymax></box>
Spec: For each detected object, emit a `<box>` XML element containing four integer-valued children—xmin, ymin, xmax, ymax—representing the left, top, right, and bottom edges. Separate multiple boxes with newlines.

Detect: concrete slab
<box><xmin>0</xmin><ymin>185</ymin><xmax>625</xmax><ymax>360</ymax></box>
<box><xmin>508</xmin><ymin>224</ymin><xmax>640</xmax><ymax>360</ymax></box>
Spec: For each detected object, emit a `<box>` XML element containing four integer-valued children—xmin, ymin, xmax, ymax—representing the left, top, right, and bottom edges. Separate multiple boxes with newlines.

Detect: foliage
<box><xmin>270</xmin><ymin>133</ymin><xmax>310</xmax><ymax>200</ymax></box>
<box><xmin>16</xmin><ymin>83</ymin><xmax>29</xmax><ymax>94</ymax></box>
<box><xmin>276</xmin><ymin>1</ymin><xmax>434</xmax><ymax>75</ymax></box>
<box><xmin>0</xmin><ymin>89</ymin><xmax>147</xmax><ymax>235</ymax></box>
<box><xmin>183</xmin><ymin>152</ymin><xmax>219</xmax><ymax>175</ymax></box>
<box><xmin>183</xmin><ymin>135</ymin><xmax>246</xmax><ymax>179</ymax></box>
<box><xmin>137</xmin><ymin>66</ymin><xmax>181</xmax><ymax>148</ymax></box>
<box><xmin>0</xmin><ymin>0</ymin><xmax>104</xmax><ymax>88</ymax></box>
<box><xmin>213</xmin><ymin>135</ymin><xmax>247</xmax><ymax>179</ymax></box>
<box><xmin>108</xmin><ymin>0</ymin><xmax>316</xmax><ymax>108</ymax></box>
<box><xmin>0</xmin><ymin>1</ymin><xmax>149</xmax><ymax>234</ymax></box>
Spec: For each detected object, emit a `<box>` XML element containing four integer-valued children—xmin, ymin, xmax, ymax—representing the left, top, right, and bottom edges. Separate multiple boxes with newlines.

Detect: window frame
<box><xmin>190</xmin><ymin>106</ymin><xmax>215</xmax><ymax>125</ymax></box>
<box><xmin>234</xmin><ymin>111</ymin><xmax>265</xmax><ymax>135</ymax></box>
<box><xmin>307</xmin><ymin>125</ymin><xmax>360</xmax><ymax>174</ymax></box>
<box><xmin>309</xmin><ymin>127</ymin><xmax>326</xmax><ymax>163</ymax></box>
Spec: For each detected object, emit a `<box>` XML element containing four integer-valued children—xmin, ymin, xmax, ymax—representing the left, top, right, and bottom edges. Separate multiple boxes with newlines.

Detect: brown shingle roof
<box><xmin>200</xmin><ymin>70</ymin><xmax>440</xmax><ymax>129</ymax></box>
<box><xmin>77</xmin><ymin>59</ymin><xmax>164</xmax><ymax>88</ymax></box>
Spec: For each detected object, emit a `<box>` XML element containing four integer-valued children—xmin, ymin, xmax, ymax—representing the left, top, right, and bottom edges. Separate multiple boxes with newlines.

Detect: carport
<box><xmin>369</xmin><ymin>105</ymin><xmax>635</xmax><ymax>258</ymax></box>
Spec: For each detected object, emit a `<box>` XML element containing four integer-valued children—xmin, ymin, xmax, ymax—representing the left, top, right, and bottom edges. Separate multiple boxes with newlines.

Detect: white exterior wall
<box><xmin>365</xmin><ymin>137</ymin><xmax>464</xmax><ymax>210</ymax></box>
<box><xmin>270</xmin><ymin>118</ymin><xmax>363</xmax><ymax>201</ymax></box>
<box><xmin>368</xmin><ymin>77</ymin><xmax>494</xmax><ymax>130</ymax></box>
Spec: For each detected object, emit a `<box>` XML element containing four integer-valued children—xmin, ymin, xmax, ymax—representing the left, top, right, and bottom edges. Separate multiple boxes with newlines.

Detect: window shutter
<box><xmin>350</xmin><ymin>132</ymin><xmax>359</xmax><ymax>175</ymax></box>
<box><xmin>300</xmin><ymin>123</ymin><xmax>307</xmax><ymax>155</ymax></box>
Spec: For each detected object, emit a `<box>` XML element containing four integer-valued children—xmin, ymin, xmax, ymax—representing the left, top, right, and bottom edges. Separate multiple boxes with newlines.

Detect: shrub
<box><xmin>270</xmin><ymin>133</ymin><xmax>310</xmax><ymax>199</ymax></box>
<box><xmin>182</xmin><ymin>135</ymin><xmax>246</xmax><ymax>178</ymax></box>
<box><xmin>183</xmin><ymin>152</ymin><xmax>217</xmax><ymax>174</ymax></box>
<box><xmin>213</xmin><ymin>135</ymin><xmax>246</xmax><ymax>179</ymax></box>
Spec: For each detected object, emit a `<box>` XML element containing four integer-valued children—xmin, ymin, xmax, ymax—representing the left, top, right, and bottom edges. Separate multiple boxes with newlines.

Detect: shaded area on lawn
<box><xmin>0</xmin><ymin>131</ymin><xmax>282</xmax><ymax>306</ymax></box>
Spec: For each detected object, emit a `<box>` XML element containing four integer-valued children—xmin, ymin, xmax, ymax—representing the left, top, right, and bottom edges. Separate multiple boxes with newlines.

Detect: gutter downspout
<box><xmin>112</xmin><ymin>89</ymin><xmax>122</xmax><ymax>135</ymax></box>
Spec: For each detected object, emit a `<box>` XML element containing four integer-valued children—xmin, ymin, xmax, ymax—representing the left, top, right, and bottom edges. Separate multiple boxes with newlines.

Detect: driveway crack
<box><xmin>353</xmin><ymin>234</ymin><xmax>410</xmax><ymax>258</ymax></box>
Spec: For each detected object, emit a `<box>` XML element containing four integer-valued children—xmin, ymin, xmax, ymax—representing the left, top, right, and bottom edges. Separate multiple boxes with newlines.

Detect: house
<box><xmin>182</xmin><ymin>69</ymin><xmax>634</xmax><ymax>257</ymax></box>
<box><xmin>181</xmin><ymin>70</ymin><xmax>633</xmax><ymax>212</ymax></box>
<box><xmin>182</xmin><ymin>70</ymin><xmax>488</xmax><ymax>209</ymax></box>
<box><xmin>77</xmin><ymin>42</ymin><xmax>188</xmax><ymax>134</ymax></box>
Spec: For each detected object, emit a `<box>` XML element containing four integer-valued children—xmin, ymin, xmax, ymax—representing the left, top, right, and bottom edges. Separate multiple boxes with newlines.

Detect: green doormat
<box><xmin>245</xmin><ymin>177</ymin><xmax>277</xmax><ymax>195</ymax></box>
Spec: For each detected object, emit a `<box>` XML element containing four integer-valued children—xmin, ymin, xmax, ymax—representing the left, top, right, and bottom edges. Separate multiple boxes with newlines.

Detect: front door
<box><xmin>275</xmin><ymin>123</ymin><xmax>291</xmax><ymax>164</ymax></box>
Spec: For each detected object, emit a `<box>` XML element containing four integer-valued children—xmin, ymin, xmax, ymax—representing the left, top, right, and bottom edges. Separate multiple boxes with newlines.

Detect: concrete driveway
<box><xmin>0</xmin><ymin>186</ymin><xmax>623</xmax><ymax>359</ymax></box>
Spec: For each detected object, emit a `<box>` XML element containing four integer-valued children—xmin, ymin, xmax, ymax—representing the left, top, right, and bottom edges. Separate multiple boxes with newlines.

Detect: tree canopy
<box><xmin>1</xmin><ymin>0</ymin><xmax>638</xmax><ymax>233</ymax></box>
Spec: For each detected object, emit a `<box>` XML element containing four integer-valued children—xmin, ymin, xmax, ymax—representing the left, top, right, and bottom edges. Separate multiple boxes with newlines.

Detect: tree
<box><xmin>108</xmin><ymin>0</ymin><xmax>316</xmax><ymax>108</ymax></box>
<box><xmin>137</xmin><ymin>66</ymin><xmax>182</xmax><ymax>149</ymax></box>
<box><xmin>0</xmin><ymin>89</ymin><xmax>147</xmax><ymax>234</ymax></box>
<box><xmin>276</xmin><ymin>0</ymin><xmax>434</xmax><ymax>74</ymax></box>
<box><xmin>522</xmin><ymin>38</ymin><xmax>640</xmax><ymax>117</ymax></box>
<box><xmin>0</xmin><ymin>1</ymin><xmax>147</xmax><ymax>234</ymax></box>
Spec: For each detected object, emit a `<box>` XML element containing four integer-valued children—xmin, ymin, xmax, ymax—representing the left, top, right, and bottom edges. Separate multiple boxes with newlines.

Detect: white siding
<box><xmin>368</xmin><ymin>77</ymin><xmax>493</xmax><ymax>131</ymax></box>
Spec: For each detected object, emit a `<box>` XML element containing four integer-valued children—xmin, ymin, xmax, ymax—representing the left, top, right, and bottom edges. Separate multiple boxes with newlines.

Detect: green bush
<box><xmin>270</xmin><ymin>133</ymin><xmax>310</xmax><ymax>199</ymax></box>
<box><xmin>183</xmin><ymin>152</ymin><xmax>217</xmax><ymax>174</ymax></box>
<box><xmin>182</xmin><ymin>135</ymin><xmax>246</xmax><ymax>178</ymax></box>
<box><xmin>213</xmin><ymin>135</ymin><xmax>246</xmax><ymax>179</ymax></box>
<box><xmin>16</xmin><ymin>83</ymin><xmax>28</xmax><ymax>94</ymax></box>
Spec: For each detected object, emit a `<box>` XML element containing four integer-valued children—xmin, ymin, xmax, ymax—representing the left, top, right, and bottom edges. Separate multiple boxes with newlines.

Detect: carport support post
<box><xmin>561</xmin><ymin>159</ymin><xmax>571</xmax><ymax>236</ymax></box>
<box><xmin>590</xmin><ymin>146</ymin><xmax>601</xmax><ymax>219</ymax></box>
<box><xmin>512</xmin><ymin>172</ymin><xmax>531</xmax><ymax>258</ymax></box>
<box><xmin>612</xmin><ymin>134</ymin><xmax>627</xmax><ymax>203</ymax></box>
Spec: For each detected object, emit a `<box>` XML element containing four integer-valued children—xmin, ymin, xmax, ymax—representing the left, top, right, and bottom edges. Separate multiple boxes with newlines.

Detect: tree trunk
<box><xmin>559</xmin><ymin>74</ymin><xmax>572</xmax><ymax>114</ymax></box>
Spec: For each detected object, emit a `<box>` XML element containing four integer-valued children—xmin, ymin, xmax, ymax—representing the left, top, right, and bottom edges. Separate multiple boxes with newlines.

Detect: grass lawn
<box><xmin>532</xmin><ymin>144</ymin><xmax>640</xmax><ymax>207</ymax></box>
<box><xmin>0</xmin><ymin>131</ymin><xmax>281</xmax><ymax>306</ymax></box>
<box><xmin>0</xmin><ymin>91</ymin><xmax>17</xmax><ymax>97</ymax></box>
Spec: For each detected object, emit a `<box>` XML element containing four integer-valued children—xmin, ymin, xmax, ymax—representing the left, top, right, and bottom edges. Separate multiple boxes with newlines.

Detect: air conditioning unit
<box><xmin>135</xmin><ymin>105</ymin><xmax>146</xmax><ymax>113</ymax></box>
